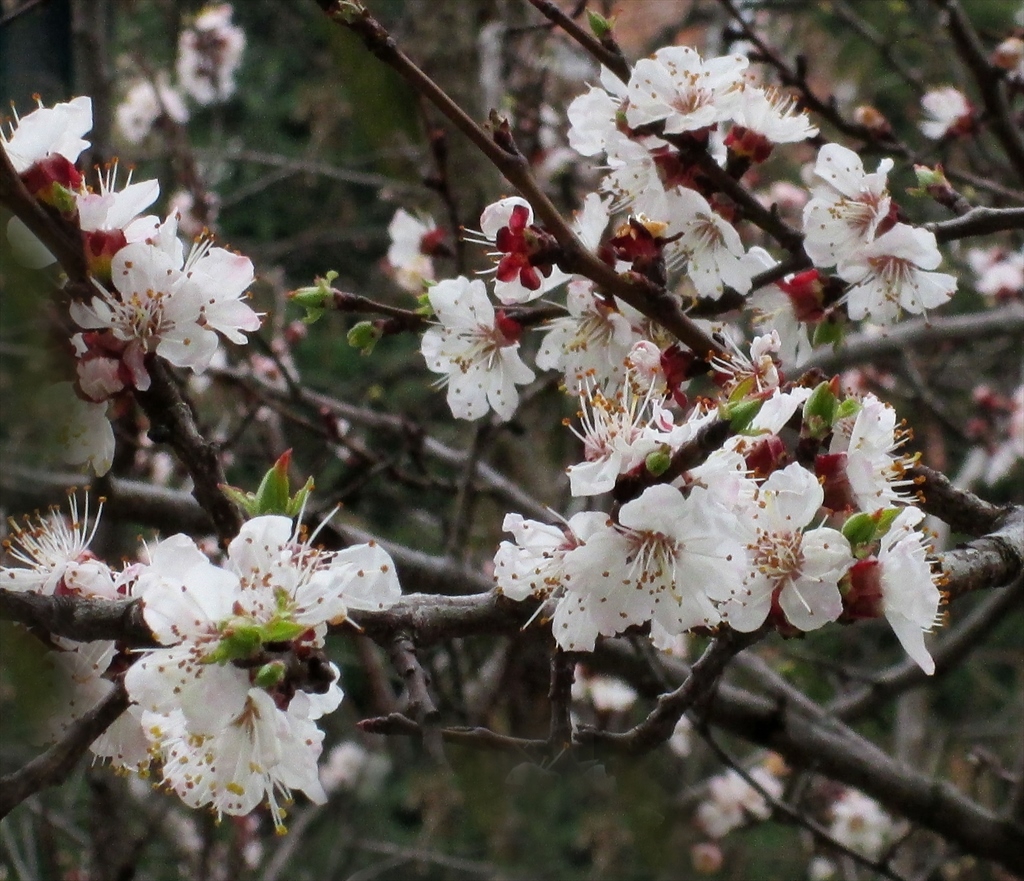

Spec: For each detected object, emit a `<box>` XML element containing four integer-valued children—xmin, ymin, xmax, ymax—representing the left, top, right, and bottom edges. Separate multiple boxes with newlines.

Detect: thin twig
<box><xmin>0</xmin><ymin>684</ymin><xmax>130</xmax><ymax>819</ymax></box>
<box><xmin>697</xmin><ymin>726</ymin><xmax>913</xmax><ymax>881</ymax></box>
<box><xmin>574</xmin><ymin>628</ymin><xmax>765</xmax><ymax>755</ymax></box>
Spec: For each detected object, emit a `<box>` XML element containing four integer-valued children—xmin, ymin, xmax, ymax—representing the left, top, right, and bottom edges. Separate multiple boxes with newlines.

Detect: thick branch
<box><xmin>0</xmin><ymin>590</ymin><xmax>158</xmax><ymax>647</ymax></box>
<box><xmin>927</xmin><ymin>205</ymin><xmax>1024</xmax><ymax>242</ymax></box>
<box><xmin>910</xmin><ymin>463</ymin><xmax>1008</xmax><ymax>536</ymax></box>
<box><xmin>708</xmin><ymin>682</ymin><xmax>1024</xmax><ymax>874</ymax></box>
<box><xmin>938</xmin><ymin>506</ymin><xmax>1024</xmax><ymax>600</ymax></box>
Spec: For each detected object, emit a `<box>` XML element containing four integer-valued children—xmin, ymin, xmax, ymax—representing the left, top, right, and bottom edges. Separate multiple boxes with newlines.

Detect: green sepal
<box><xmin>50</xmin><ymin>183</ymin><xmax>78</xmax><ymax>215</ymax></box>
<box><xmin>587</xmin><ymin>9</ymin><xmax>613</xmax><ymax>39</ymax></box>
<box><xmin>727</xmin><ymin>375</ymin><xmax>756</xmax><ymax>405</ymax></box>
<box><xmin>723</xmin><ymin>399</ymin><xmax>763</xmax><ymax>434</ymax></box>
<box><xmin>835</xmin><ymin>398</ymin><xmax>862</xmax><ymax>421</ymax></box>
<box><xmin>203</xmin><ymin>625</ymin><xmax>262</xmax><ymax>664</ymax></box>
<box><xmin>803</xmin><ymin>381</ymin><xmax>838</xmax><ymax>439</ymax></box>
<box><xmin>290</xmin><ymin>270</ymin><xmax>338</xmax><ymax>324</ymax></box>
<box><xmin>254</xmin><ymin>661</ymin><xmax>288</xmax><ymax>689</ymax></box>
<box><xmin>841</xmin><ymin>507</ymin><xmax>902</xmax><ymax>554</ymax></box>
<box><xmin>253</xmin><ymin>449</ymin><xmax>293</xmax><ymax>515</ymax></box>
<box><xmin>347</xmin><ymin>320</ymin><xmax>382</xmax><ymax>355</ymax></box>
<box><xmin>842</xmin><ymin>511</ymin><xmax>881</xmax><ymax>549</ymax></box>
<box><xmin>260</xmin><ymin>617</ymin><xmax>306</xmax><ymax>644</ymax></box>
<box><xmin>222</xmin><ymin>451</ymin><xmax>316</xmax><ymax>518</ymax></box>
<box><xmin>812</xmin><ymin>318</ymin><xmax>844</xmax><ymax>349</ymax></box>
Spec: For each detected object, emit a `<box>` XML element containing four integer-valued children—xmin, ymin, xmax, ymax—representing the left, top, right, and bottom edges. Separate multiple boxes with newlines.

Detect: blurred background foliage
<box><xmin>0</xmin><ymin>0</ymin><xmax>1022</xmax><ymax>879</ymax></box>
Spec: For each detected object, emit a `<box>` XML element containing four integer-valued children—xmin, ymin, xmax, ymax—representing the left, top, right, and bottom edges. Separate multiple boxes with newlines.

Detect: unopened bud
<box><xmin>289</xmin><ymin>270</ymin><xmax>338</xmax><ymax>324</ymax></box>
<box><xmin>991</xmin><ymin>36</ymin><xmax>1024</xmax><ymax>71</ymax></box>
<box><xmin>802</xmin><ymin>380</ymin><xmax>839</xmax><ymax>439</ymax></box>
<box><xmin>347</xmin><ymin>320</ymin><xmax>382</xmax><ymax>355</ymax></box>
<box><xmin>587</xmin><ymin>10</ymin><xmax>614</xmax><ymax>40</ymax></box>
<box><xmin>255</xmin><ymin>660</ymin><xmax>288</xmax><ymax>688</ymax></box>
<box><xmin>221</xmin><ymin>450</ymin><xmax>315</xmax><ymax>517</ymax></box>
<box><xmin>853</xmin><ymin>104</ymin><xmax>893</xmax><ymax>139</ymax></box>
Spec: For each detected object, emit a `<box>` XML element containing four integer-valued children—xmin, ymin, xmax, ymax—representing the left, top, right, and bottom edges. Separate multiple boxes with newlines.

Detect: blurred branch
<box><xmin>715</xmin><ymin>0</ymin><xmax>909</xmax><ymax>154</ymax></box>
<box><xmin>0</xmin><ymin>684</ymin><xmax>130</xmax><ymax>820</ymax></box>
<box><xmin>934</xmin><ymin>0</ymin><xmax>1024</xmax><ymax>183</ymax></box>
<box><xmin>133</xmin><ymin>360</ymin><xmax>243</xmax><ymax>545</ymax></box>
<box><xmin>522</xmin><ymin>0</ymin><xmax>631</xmax><ymax>84</ymax></box>
<box><xmin>358</xmin><ymin>712</ymin><xmax>547</xmax><ymax>756</ymax></box>
<box><xmin>828</xmin><ymin>576</ymin><xmax>1024</xmax><ymax>719</ymax></box>
<box><xmin>801</xmin><ymin>302</ymin><xmax>1024</xmax><ymax>373</ymax></box>
<box><xmin>697</xmin><ymin>725</ymin><xmax>912</xmax><ymax>881</ymax></box>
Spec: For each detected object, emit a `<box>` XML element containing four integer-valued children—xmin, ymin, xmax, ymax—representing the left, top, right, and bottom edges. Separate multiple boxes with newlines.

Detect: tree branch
<box><xmin>927</xmin><ymin>205</ymin><xmax>1024</xmax><ymax>242</ymax></box>
<box><xmin>801</xmin><ymin>303</ymin><xmax>1024</xmax><ymax>373</ymax></box>
<box><xmin>0</xmin><ymin>683</ymin><xmax>130</xmax><ymax>820</ymax></box>
<box><xmin>312</xmin><ymin>0</ymin><xmax>725</xmax><ymax>360</ymax></box>
<box><xmin>934</xmin><ymin>0</ymin><xmax>1024</xmax><ymax>182</ymax></box>
<box><xmin>574</xmin><ymin>627</ymin><xmax>766</xmax><ymax>755</ymax></box>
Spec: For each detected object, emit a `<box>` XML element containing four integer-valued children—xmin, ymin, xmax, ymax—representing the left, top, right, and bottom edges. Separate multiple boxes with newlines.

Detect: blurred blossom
<box><xmin>177</xmin><ymin>4</ymin><xmax>246</xmax><ymax>105</ymax></box>
<box><xmin>807</xmin><ymin>856</ymin><xmax>838</xmax><ymax>881</ymax></box>
<box><xmin>696</xmin><ymin>767</ymin><xmax>782</xmax><ymax>838</ymax></box>
<box><xmin>669</xmin><ymin>715</ymin><xmax>692</xmax><ymax>758</ymax></box>
<box><xmin>168</xmin><ymin>189</ymin><xmax>219</xmax><ymax>237</ymax></box>
<box><xmin>828</xmin><ymin>789</ymin><xmax>890</xmax><ymax>860</ymax></box>
<box><xmin>691</xmin><ymin>841</ymin><xmax>724</xmax><ymax>873</ymax></box>
<box><xmin>919</xmin><ymin>86</ymin><xmax>975</xmax><ymax>139</ymax></box>
<box><xmin>966</xmin><ymin>246</ymin><xmax>1023</xmax><ymax>303</ymax></box>
<box><xmin>571</xmin><ymin>667</ymin><xmax>638</xmax><ymax>714</ymax></box>
<box><xmin>116</xmin><ymin>77</ymin><xmax>188</xmax><ymax>144</ymax></box>
<box><xmin>320</xmin><ymin>741</ymin><xmax>391</xmax><ymax>798</ymax></box>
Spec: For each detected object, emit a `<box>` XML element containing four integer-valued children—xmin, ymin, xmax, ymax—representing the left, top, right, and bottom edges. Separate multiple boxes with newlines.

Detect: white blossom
<box><xmin>802</xmin><ymin>144</ymin><xmax>893</xmax><ymax>269</ymax></box>
<box><xmin>625</xmin><ymin>46</ymin><xmax>748</xmax><ymax>135</ymax></box>
<box><xmin>177</xmin><ymin>3</ymin><xmax>246</xmax><ymax>105</ymax></box>
<box><xmin>837</xmin><ymin>223</ymin><xmax>957</xmax><ymax>323</ymax></box>
<box><xmin>919</xmin><ymin>86</ymin><xmax>973</xmax><ymax>139</ymax></box>
<box><xmin>115</xmin><ymin>77</ymin><xmax>188</xmax><ymax>145</ymax></box>
<box><xmin>718</xmin><ymin>463</ymin><xmax>853</xmax><ymax>632</ymax></box>
<box><xmin>420</xmin><ymin>276</ymin><xmax>535</xmax><ymax>421</ymax></box>
<box><xmin>0</xmin><ymin>96</ymin><xmax>92</xmax><ymax>173</ymax></box>
<box><xmin>829</xmin><ymin>789</ymin><xmax>890</xmax><ymax>860</ymax></box>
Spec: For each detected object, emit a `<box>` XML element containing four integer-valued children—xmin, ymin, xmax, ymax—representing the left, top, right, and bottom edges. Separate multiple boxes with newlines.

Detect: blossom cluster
<box><xmin>116</xmin><ymin>3</ymin><xmax>246</xmax><ymax>145</ymax></box>
<box><xmin>381</xmin><ymin>45</ymin><xmax>973</xmax><ymax>430</ymax></box>
<box><xmin>1</xmin><ymin>95</ymin><xmax>261</xmax><ymax>475</ymax></box>
<box><xmin>1</xmin><ymin>497</ymin><xmax>401</xmax><ymax>829</ymax></box>
<box><xmin>494</xmin><ymin>356</ymin><xmax>943</xmax><ymax>672</ymax></box>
